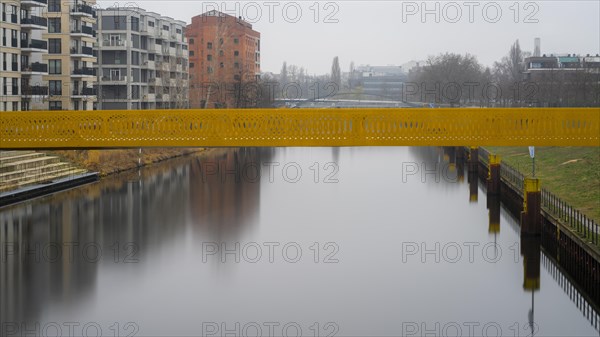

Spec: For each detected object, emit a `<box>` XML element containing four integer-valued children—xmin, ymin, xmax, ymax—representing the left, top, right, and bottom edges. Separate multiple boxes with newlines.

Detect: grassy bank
<box><xmin>487</xmin><ymin>146</ymin><xmax>600</xmax><ymax>222</ymax></box>
<box><xmin>51</xmin><ymin>148</ymin><xmax>207</xmax><ymax>177</ymax></box>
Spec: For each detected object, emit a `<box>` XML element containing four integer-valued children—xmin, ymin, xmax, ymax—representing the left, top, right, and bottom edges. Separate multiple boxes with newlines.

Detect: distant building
<box><xmin>96</xmin><ymin>7</ymin><xmax>189</xmax><ymax>110</ymax></box>
<box><xmin>350</xmin><ymin>65</ymin><xmax>407</xmax><ymax>99</ymax></box>
<box><xmin>186</xmin><ymin>10</ymin><xmax>260</xmax><ymax>108</ymax></box>
<box><xmin>523</xmin><ymin>53</ymin><xmax>600</xmax><ymax>107</ymax></box>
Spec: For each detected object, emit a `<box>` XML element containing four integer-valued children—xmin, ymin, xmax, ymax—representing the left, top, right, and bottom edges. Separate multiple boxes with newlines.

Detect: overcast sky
<box><xmin>96</xmin><ymin>1</ymin><xmax>600</xmax><ymax>74</ymax></box>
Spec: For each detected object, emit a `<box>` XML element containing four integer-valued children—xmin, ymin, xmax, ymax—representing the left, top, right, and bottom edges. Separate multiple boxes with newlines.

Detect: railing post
<box><xmin>521</xmin><ymin>178</ymin><xmax>542</xmax><ymax>236</ymax></box>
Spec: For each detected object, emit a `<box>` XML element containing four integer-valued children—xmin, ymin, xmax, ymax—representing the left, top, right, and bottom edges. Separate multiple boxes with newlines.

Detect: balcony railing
<box><xmin>101</xmin><ymin>75</ymin><xmax>126</xmax><ymax>82</ymax></box>
<box><xmin>21</xmin><ymin>16</ymin><xmax>48</xmax><ymax>27</ymax></box>
<box><xmin>21</xmin><ymin>39</ymin><xmax>48</xmax><ymax>50</ymax></box>
<box><xmin>82</xmin><ymin>25</ymin><xmax>94</xmax><ymax>36</ymax></box>
<box><xmin>21</xmin><ymin>85</ymin><xmax>49</xmax><ymax>96</ymax></box>
<box><xmin>21</xmin><ymin>62</ymin><xmax>48</xmax><ymax>73</ymax></box>
<box><xmin>71</xmin><ymin>4</ymin><xmax>95</xmax><ymax>16</ymax></box>
<box><xmin>71</xmin><ymin>46</ymin><xmax>94</xmax><ymax>56</ymax></box>
<box><xmin>82</xmin><ymin>46</ymin><xmax>93</xmax><ymax>55</ymax></box>
<box><xmin>22</xmin><ymin>0</ymin><xmax>48</xmax><ymax>4</ymax></box>
<box><xmin>72</xmin><ymin>25</ymin><xmax>95</xmax><ymax>36</ymax></box>
<box><xmin>72</xmin><ymin>67</ymin><xmax>96</xmax><ymax>76</ymax></box>
<box><xmin>80</xmin><ymin>87</ymin><xmax>97</xmax><ymax>95</ymax></box>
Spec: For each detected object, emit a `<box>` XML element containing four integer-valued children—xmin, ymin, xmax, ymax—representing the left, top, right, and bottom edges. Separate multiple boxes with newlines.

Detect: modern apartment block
<box><xmin>186</xmin><ymin>10</ymin><xmax>260</xmax><ymax>108</ymax></box>
<box><xmin>1</xmin><ymin>0</ymin><xmax>49</xmax><ymax>111</ymax></box>
<box><xmin>96</xmin><ymin>7</ymin><xmax>189</xmax><ymax>110</ymax></box>
<box><xmin>40</xmin><ymin>0</ymin><xmax>97</xmax><ymax>111</ymax></box>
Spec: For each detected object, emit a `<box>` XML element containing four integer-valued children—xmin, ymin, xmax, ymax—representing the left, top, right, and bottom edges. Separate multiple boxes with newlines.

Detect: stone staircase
<box><xmin>0</xmin><ymin>151</ymin><xmax>88</xmax><ymax>192</ymax></box>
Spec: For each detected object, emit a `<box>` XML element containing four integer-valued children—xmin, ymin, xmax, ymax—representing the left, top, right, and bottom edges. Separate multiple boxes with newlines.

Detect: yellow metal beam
<box><xmin>1</xmin><ymin>108</ymin><xmax>599</xmax><ymax>148</ymax></box>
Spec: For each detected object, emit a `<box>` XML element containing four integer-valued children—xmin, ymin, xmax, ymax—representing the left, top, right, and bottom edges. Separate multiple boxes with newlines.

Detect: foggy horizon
<box><xmin>96</xmin><ymin>0</ymin><xmax>600</xmax><ymax>74</ymax></box>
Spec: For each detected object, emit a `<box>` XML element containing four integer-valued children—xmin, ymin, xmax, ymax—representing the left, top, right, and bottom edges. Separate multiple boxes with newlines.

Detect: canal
<box><xmin>1</xmin><ymin>147</ymin><xmax>598</xmax><ymax>336</ymax></box>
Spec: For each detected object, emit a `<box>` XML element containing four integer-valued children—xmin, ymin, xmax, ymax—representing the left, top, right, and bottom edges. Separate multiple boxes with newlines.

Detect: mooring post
<box><xmin>521</xmin><ymin>178</ymin><xmax>542</xmax><ymax>236</ymax></box>
<box><xmin>487</xmin><ymin>154</ymin><xmax>501</xmax><ymax>195</ymax></box>
<box><xmin>468</xmin><ymin>146</ymin><xmax>478</xmax><ymax>172</ymax></box>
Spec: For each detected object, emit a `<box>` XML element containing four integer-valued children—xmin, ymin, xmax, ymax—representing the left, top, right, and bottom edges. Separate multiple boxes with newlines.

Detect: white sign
<box><xmin>529</xmin><ymin>146</ymin><xmax>535</xmax><ymax>158</ymax></box>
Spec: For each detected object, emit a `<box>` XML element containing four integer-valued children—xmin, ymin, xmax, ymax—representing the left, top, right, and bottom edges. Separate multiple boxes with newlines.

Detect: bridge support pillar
<box><xmin>521</xmin><ymin>178</ymin><xmax>541</xmax><ymax>236</ymax></box>
<box><xmin>487</xmin><ymin>195</ymin><xmax>500</xmax><ymax>233</ymax></box>
<box><xmin>487</xmin><ymin>154</ymin><xmax>501</xmax><ymax>195</ymax></box>
<box><xmin>468</xmin><ymin>146</ymin><xmax>478</xmax><ymax>172</ymax></box>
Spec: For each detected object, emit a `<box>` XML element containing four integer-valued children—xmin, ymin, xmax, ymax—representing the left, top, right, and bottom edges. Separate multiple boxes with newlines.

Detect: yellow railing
<box><xmin>1</xmin><ymin>108</ymin><xmax>599</xmax><ymax>148</ymax></box>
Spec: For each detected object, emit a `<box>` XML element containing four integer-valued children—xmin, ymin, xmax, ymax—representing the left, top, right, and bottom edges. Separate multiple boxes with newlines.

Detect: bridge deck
<box><xmin>1</xmin><ymin>108</ymin><xmax>599</xmax><ymax>148</ymax></box>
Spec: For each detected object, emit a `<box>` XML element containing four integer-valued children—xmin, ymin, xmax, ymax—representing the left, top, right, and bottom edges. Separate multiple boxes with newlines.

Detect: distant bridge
<box><xmin>1</xmin><ymin>108</ymin><xmax>598</xmax><ymax>149</ymax></box>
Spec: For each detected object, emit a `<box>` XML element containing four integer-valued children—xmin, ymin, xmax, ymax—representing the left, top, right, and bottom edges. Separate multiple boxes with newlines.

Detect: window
<box><xmin>207</xmin><ymin>42</ymin><xmax>212</xmax><ymax>49</ymax></box>
<box><xmin>49</xmin><ymin>101</ymin><xmax>62</xmax><ymax>110</ymax></box>
<box><xmin>219</xmin><ymin>62</ymin><xmax>224</xmax><ymax>68</ymax></box>
<box><xmin>189</xmin><ymin>38</ymin><xmax>194</xmax><ymax>44</ymax></box>
<box><xmin>234</xmin><ymin>51</ymin><xmax>239</xmax><ymax>57</ymax></box>
<box><xmin>234</xmin><ymin>75</ymin><xmax>241</xmax><ymax>81</ymax></box>
<box><xmin>130</xmin><ymin>17</ymin><xmax>139</xmax><ymax>31</ymax></box>
<box><xmin>176</xmin><ymin>28</ymin><xmax>181</xmax><ymax>34</ymax></box>
<box><xmin>189</xmin><ymin>51</ymin><xmax>194</xmax><ymax>57</ymax></box>
<box><xmin>219</xmin><ymin>38</ymin><xmax>223</xmax><ymax>45</ymax></box>
<box><xmin>207</xmin><ymin>66</ymin><xmax>213</xmax><ymax>73</ymax></box>
<box><xmin>219</xmin><ymin>50</ymin><xmax>224</xmax><ymax>57</ymax></box>
<box><xmin>48</xmin><ymin>0</ymin><xmax>61</xmax><ymax>12</ymax></box>
<box><xmin>48</xmin><ymin>18</ymin><xmax>61</xmax><ymax>33</ymax></box>
<box><xmin>207</xmin><ymin>54</ymin><xmax>212</xmax><ymax>61</ymax></box>
<box><xmin>148</xmin><ymin>21</ymin><xmax>154</xmax><ymax>27</ymax></box>
<box><xmin>163</xmin><ymin>25</ymin><xmax>169</xmax><ymax>30</ymax></box>
<box><xmin>49</xmin><ymin>80</ymin><xmax>62</xmax><ymax>95</ymax></box>
<box><xmin>49</xmin><ymin>60</ymin><xmax>61</xmax><ymax>74</ymax></box>
<box><xmin>234</xmin><ymin>38</ymin><xmax>239</xmax><ymax>44</ymax></box>
<box><xmin>234</xmin><ymin>62</ymin><xmax>239</xmax><ymax>69</ymax></box>
<box><xmin>189</xmin><ymin>62</ymin><xmax>194</xmax><ymax>68</ymax></box>
<box><xmin>49</xmin><ymin>39</ymin><xmax>61</xmax><ymax>54</ymax></box>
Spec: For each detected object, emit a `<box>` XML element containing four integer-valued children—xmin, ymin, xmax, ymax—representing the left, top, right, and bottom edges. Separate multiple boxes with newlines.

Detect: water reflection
<box><xmin>0</xmin><ymin>148</ymin><xmax>271</xmax><ymax>326</ymax></box>
<box><xmin>0</xmin><ymin>147</ymin><xmax>598</xmax><ymax>336</ymax></box>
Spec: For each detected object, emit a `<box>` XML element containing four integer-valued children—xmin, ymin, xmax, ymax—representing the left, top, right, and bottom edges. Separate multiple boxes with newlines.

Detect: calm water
<box><xmin>1</xmin><ymin>147</ymin><xmax>598</xmax><ymax>336</ymax></box>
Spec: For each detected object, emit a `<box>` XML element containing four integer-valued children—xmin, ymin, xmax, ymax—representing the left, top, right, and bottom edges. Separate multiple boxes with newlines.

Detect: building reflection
<box><xmin>0</xmin><ymin>148</ymin><xmax>265</xmax><ymax>324</ymax></box>
<box><xmin>188</xmin><ymin>148</ymin><xmax>270</xmax><ymax>241</ymax></box>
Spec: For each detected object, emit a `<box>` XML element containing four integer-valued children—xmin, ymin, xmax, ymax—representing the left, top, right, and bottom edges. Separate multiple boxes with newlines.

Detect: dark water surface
<box><xmin>1</xmin><ymin>147</ymin><xmax>598</xmax><ymax>336</ymax></box>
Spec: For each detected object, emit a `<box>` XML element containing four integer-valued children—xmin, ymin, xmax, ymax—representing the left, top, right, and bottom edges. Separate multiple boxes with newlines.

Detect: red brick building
<box><xmin>186</xmin><ymin>10</ymin><xmax>260</xmax><ymax>108</ymax></box>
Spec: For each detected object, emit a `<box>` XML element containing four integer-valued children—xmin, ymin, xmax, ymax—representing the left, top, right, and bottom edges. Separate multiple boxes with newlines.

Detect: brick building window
<box><xmin>207</xmin><ymin>55</ymin><xmax>212</xmax><ymax>61</ymax></box>
<box><xmin>207</xmin><ymin>42</ymin><xmax>212</xmax><ymax>49</ymax></box>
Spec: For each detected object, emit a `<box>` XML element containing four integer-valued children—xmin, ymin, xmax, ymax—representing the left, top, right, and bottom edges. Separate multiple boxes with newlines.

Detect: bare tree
<box><xmin>331</xmin><ymin>56</ymin><xmax>341</xmax><ymax>91</ymax></box>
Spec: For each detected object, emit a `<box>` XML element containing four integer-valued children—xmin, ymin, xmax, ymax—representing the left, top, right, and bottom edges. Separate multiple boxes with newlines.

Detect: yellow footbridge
<box><xmin>1</xmin><ymin>108</ymin><xmax>599</xmax><ymax>149</ymax></box>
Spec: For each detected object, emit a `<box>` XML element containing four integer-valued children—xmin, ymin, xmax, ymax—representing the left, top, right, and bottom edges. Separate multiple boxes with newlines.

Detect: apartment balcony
<box><xmin>149</xmin><ymin>78</ymin><xmax>162</xmax><ymax>86</ymax></box>
<box><xmin>142</xmin><ymin>93</ymin><xmax>156</xmax><ymax>101</ymax></box>
<box><xmin>141</xmin><ymin>60</ymin><xmax>155</xmax><ymax>68</ymax></box>
<box><xmin>71</xmin><ymin>25</ymin><xmax>96</xmax><ymax>38</ymax></box>
<box><xmin>73</xmin><ymin>87</ymin><xmax>97</xmax><ymax>97</ymax></box>
<box><xmin>71</xmin><ymin>4</ymin><xmax>96</xmax><ymax>17</ymax></box>
<box><xmin>21</xmin><ymin>62</ymin><xmax>48</xmax><ymax>74</ymax></box>
<box><xmin>71</xmin><ymin>46</ymin><xmax>95</xmax><ymax>58</ymax></box>
<box><xmin>20</xmin><ymin>0</ymin><xmax>47</xmax><ymax>7</ymax></box>
<box><xmin>100</xmin><ymin>75</ymin><xmax>128</xmax><ymax>84</ymax></box>
<box><xmin>102</xmin><ymin>39</ymin><xmax>126</xmax><ymax>48</ymax></box>
<box><xmin>21</xmin><ymin>16</ymin><xmax>47</xmax><ymax>29</ymax></box>
<box><xmin>21</xmin><ymin>85</ymin><xmax>49</xmax><ymax>96</ymax></box>
<box><xmin>21</xmin><ymin>39</ymin><xmax>47</xmax><ymax>52</ymax></box>
<box><xmin>156</xmin><ymin>93</ymin><xmax>169</xmax><ymax>101</ymax></box>
<box><xmin>72</xmin><ymin>67</ymin><xmax>96</xmax><ymax>77</ymax></box>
